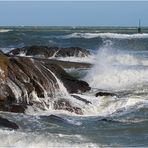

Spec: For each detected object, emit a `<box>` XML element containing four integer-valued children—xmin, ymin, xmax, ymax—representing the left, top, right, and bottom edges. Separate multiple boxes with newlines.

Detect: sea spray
<box><xmin>85</xmin><ymin>40</ymin><xmax>148</xmax><ymax>90</ymax></box>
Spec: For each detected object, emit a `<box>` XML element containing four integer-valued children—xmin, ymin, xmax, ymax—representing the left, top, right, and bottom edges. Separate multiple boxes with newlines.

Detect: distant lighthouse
<box><xmin>138</xmin><ymin>19</ymin><xmax>142</xmax><ymax>33</ymax></box>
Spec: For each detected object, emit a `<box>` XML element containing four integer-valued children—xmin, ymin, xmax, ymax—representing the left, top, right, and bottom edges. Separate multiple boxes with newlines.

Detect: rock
<box><xmin>95</xmin><ymin>92</ymin><xmax>117</xmax><ymax>97</ymax></box>
<box><xmin>0</xmin><ymin>53</ymin><xmax>9</xmax><ymax>103</ymax></box>
<box><xmin>71</xmin><ymin>94</ymin><xmax>91</xmax><ymax>104</ymax></box>
<box><xmin>46</xmin><ymin>63</ymin><xmax>91</xmax><ymax>93</ymax></box>
<box><xmin>36</xmin><ymin>57</ymin><xmax>92</xmax><ymax>69</ymax></box>
<box><xmin>8</xmin><ymin>46</ymin><xmax>90</xmax><ymax>58</ymax></box>
<box><xmin>9</xmin><ymin>104</ymin><xmax>26</xmax><ymax>113</ymax></box>
<box><xmin>54</xmin><ymin>99</ymin><xmax>83</xmax><ymax>115</ymax></box>
<box><xmin>40</xmin><ymin>114</ymin><xmax>66</xmax><ymax>124</ymax></box>
<box><xmin>54</xmin><ymin>47</ymin><xmax>90</xmax><ymax>57</ymax></box>
<box><xmin>0</xmin><ymin>53</ymin><xmax>90</xmax><ymax>114</ymax></box>
<box><xmin>0</xmin><ymin>50</ymin><xmax>4</xmax><ymax>54</ymax></box>
<box><xmin>0</xmin><ymin>116</ymin><xmax>19</xmax><ymax>129</ymax></box>
<box><xmin>98</xmin><ymin>118</ymin><xmax>120</xmax><ymax>123</ymax></box>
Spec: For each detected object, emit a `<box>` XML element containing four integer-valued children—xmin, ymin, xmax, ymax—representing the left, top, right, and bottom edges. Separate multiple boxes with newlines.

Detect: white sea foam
<box><xmin>0</xmin><ymin>29</ymin><xmax>12</xmax><ymax>33</ymax></box>
<box><xmin>61</xmin><ymin>32</ymin><xmax>148</xmax><ymax>39</ymax></box>
<box><xmin>85</xmin><ymin>41</ymin><xmax>148</xmax><ymax>90</ymax></box>
<box><xmin>53</xmin><ymin>55</ymin><xmax>95</xmax><ymax>63</ymax></box>
<box><xmin>17</xmin><ymin>51</ymin><xmax>27</xmax><ymax>57</ymax></box>
<box><xmin>0</xmin><ymin>48</ymin><xmax>14</xmax><ymax>53</ymax></box>
<box><xmin>69</xmin><ymin>92</ymin><xmax>148</xmax><ymax>117</ymax></box>
<box><xmin>15</xmin><ymin>47</ymin><xmax>148</xmax><ymax>117</ymax></box>
<box><xmin>0</xmin><ymin>129</ymin><xmax>98</xmax><ymax>147</ymax></box>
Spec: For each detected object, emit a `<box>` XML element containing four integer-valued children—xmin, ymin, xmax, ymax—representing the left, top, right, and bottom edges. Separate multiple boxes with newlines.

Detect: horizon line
<box><xmin>0</xmin><ymin>25</ymin><xmax>148</xmax><ymax>27</ymax></box>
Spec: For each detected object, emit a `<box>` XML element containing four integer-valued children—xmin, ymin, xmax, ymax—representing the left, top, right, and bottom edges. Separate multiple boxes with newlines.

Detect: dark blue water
<box><xmin>1</xmin><ymin>26</ymin><xmax>148</xmax><ymax>51</ymax></box>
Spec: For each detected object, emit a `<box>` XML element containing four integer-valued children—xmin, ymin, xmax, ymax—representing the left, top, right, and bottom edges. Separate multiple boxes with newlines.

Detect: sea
<box><xmin>0</xmin><ymin>26</ymin><xmax>148</xmax><ymax>147</ymax></box>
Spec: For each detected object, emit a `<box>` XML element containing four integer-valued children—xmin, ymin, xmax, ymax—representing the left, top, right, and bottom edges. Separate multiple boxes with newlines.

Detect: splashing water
<box><xmin>85</xmin><ymin>40</ymin><xmax>148</xmax><ymax>90</ymax></box>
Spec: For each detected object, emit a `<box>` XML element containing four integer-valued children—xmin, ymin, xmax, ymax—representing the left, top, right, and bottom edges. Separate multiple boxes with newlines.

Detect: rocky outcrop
<box><xmin>0</xmin><ymin>53</ymin><xmax>90</xmax><ymax>114</ymax></box>
<box><xmin>35</xmin><ymin>58</ymin><xmax>92</xmax><ymax>69</ymax></box>
<box><xmin>0</xmin><ymin>116</ymin><xmax>19</xmax><ymax>129</ymax></box>
<box><xmin>0</xmin><ymin>53</ymin><xmax>9</xmax><ymax>107</ymax></box>
<box><xmin>8</xmin><ymin>46</ymin><xmax>90</xmax><ymax>58</ymax></box>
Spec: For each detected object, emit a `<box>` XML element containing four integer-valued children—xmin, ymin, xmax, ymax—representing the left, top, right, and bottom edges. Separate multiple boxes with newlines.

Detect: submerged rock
<box><xmin>8</xmin><ymin>46</ymin><xmax>90</xmax><ymax>58</ymax></box>
<box><xmin>95</xmin><ymin>92</ymin><xmax>117</xmax><ymax>97</ymax></box>
<box><xmin>0</xmin><ymin>116</ymin><xmax>19</xmax><ymax>129</ymax></box>
<box><xmin>0</xmin><ymin>53</ymin><xmax>90</xmax><ymax>114</ymax></box>
<box><xmin>71</xmin><ymin>94</ymin><xmax>91</xmax><ymax>104</ymax></box>
<box><xmin>40</xmin><ymin>114</ymin><xmax>67</xmax><ymax>124</ymax></box>
<box><xmin>54</xmin><ymin>99</ymin><xmax>83</xmax><ymax>115</ymax></box>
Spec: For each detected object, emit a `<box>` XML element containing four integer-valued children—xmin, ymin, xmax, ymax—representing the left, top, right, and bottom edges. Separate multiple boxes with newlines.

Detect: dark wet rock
<box><xmin>36</xmin><ymin>57</ymin><xmax>92</xmax><ymax>69</ymax></box>
<box><xmin>54</xmin><ymin>47</ymin><xmax>90</xmax><ymax>57</ymax></box>
<box><xmin>0</xmin><ymin>53</ymin><xmax>90</xmax><ymax>114</ymax></box>
<box><xmin>54</xmin><ymin>99</ymin><xmax>83</xmax><ymax>115</ymax></box>
<box><xmin>0</xmin><ymin>50</ymin><xmax>4</xmax><ymax>54</ymax></box>
<box><xmin>98</xmin><ymin>118</ymin><xmax>120</xmax><ymax>123</ymax></box>
<box><xmin>40</xmin><ymin>114</ymin><xmax>79</xmax><ymax>126</ymax></box>
<box><xmin>9</xmin><ymin>104</ymin><xmax>26</xmax><ymax>113</ymax></box>
<box><xmin>0</xmin><ymin>53</ymin><xmax>9</xmax><ymax>103</ymax></box>
<box><xmin>0</xmin><ymin>116</ymin><xmax>19</xmax><ymax>129</ymax></box>
<box><xmin>71</xmin><ymin>94</ymin><xmax>91</xmax><ymax>104</ymax></box>
<box><xmin>8</xmin><ymin>46</ymin><xmax>90</xmax><ymax>58</ymax></box>
<box><xmin>46</xmin><ymin>64</ymin><xmax>91</xmax><ymax>93</ymax></box>
<box><xmin>41</xmin><ymin>114</ymin><xmax>66</xmax><ymax>124</ymax></box>
<box><xmin>95</xmin><ymin>92</ymin><xmax>117</xmax><ymax>97</ymax></box>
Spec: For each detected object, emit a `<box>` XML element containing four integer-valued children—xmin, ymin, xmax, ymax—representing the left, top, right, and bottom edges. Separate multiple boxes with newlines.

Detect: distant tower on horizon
<box><xmin>138</xmin><ymin>19</ymin><xmax>142</xmax><ymax>33</ymax></box>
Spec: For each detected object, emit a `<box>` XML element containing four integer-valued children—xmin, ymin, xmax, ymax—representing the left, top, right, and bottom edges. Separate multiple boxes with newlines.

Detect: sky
<box><xmin>0</xmin><ymin>1</ymin><xmax>148</xmax><ymax>26</ymax></box>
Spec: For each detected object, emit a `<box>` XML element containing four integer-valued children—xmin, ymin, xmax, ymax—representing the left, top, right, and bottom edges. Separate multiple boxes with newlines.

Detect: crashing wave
<box><xmin>85</xmin><ymin>40</ymin><xmax>148</xmax><ymax>90</ymax></box>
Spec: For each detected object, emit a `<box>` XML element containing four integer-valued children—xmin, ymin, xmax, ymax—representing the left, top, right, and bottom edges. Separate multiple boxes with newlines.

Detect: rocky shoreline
<box><xmin>0</xmin><ymin>46</ymin><xmax>115</xmax><ymax>115</ymax></box>
<box><xmin>8</xmin><ymin>46</ymin><xmax>90</xmax><ymax>58</ymax></box>
<box><xmin>0</xmin><ymin>46</ymin><xmax>92</xmax><ymax>115</ymax></box>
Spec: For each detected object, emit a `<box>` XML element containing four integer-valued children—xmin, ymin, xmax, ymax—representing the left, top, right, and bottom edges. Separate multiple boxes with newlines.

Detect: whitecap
<box><xmin>0</xmin><ymin>29</ymin><xmax>12</xmax><ymax>33</ymax></box>
<box><xmin>61</xmin><ymin>32</ymin><xmax>148</xmax><ymax>39</ymax></box>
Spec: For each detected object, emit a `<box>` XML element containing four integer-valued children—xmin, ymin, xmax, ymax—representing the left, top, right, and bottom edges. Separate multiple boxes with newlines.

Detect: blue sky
<box><xmin>0</xmin><ymin>1</ymin><xmax>148</xmax><ymax>26</ymax></box>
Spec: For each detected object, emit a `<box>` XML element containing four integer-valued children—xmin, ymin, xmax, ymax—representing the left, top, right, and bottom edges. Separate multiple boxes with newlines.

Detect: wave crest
<box><xmin>61</xmin><ymin>32</ymin><xmax>148</xmax><ymax>39</ymax></box>
<box><xmin>0</xmin><ymin>29</ymin><xmax>12</xmax><ymax>33</ymax></box>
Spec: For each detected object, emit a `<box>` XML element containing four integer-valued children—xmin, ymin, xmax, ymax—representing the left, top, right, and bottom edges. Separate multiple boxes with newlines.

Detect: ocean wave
<box><xmin>61</xmin><ymin>32</ymin><xmax>148</xmax><ymax>39</ymax></box>
<box><xmin>0</xmin><ymin>29</ymin><xmax>12</xmax><ymax>33</ymax></box>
